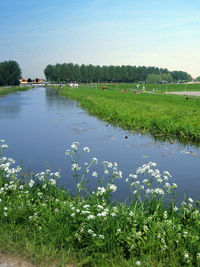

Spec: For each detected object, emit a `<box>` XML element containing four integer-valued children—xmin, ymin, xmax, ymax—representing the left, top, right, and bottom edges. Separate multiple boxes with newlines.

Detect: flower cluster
<box><xmin>126</xmin><ymin>161</ymin><xmax>177</xmax><ymax>200</ymax></box>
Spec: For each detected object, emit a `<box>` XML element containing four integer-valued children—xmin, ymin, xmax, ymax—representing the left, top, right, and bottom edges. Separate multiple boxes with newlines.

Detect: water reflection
<box><xmin>45</xmin><ymin>87</ymin><xmax>77</xmax><ymax>110</ymax></box>
<box><xmin>0</xmin><ymin>93</ymin><xmax>23</xmax><ymax>119</ymax></box>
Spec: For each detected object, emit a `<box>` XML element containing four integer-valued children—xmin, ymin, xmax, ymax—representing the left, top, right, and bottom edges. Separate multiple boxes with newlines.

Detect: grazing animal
<box><xmin>102</xmin><ymin>86</ymin><xmax>107</xmax><ymax>90</ymax></box>
<box><xmin>69</xmin><ymin>83</ymin><xmax>79</xmax><ymax>88</ymax></box>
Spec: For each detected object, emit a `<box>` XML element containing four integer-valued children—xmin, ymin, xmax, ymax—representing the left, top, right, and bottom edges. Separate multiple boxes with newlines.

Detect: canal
<box><xmin>0</xmin><ymin>87</ymin><xmax>200</xmax><ymax>201</ymax></box>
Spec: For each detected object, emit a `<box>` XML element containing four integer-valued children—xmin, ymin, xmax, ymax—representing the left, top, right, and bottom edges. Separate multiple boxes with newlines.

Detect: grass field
<box><xmin>57</xmin><ymin>83</ymin><xmax>200</xmax><ymax>144</ymax></box>
<box><xmin>78</xmin><ymin>83</ymin><xmax>200</xmax><ymax>92</ymax></box>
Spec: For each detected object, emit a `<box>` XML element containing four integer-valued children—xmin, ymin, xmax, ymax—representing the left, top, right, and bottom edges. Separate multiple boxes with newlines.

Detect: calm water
<box><xmin>0</xmin><ymin>87</ymin><xmax>200</xmax><ymax>201</ymax></box>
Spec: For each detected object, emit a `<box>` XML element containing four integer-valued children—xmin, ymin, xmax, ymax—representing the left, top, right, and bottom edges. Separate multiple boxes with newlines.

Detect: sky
<box><xmin>0</xmin><ymin>0</ymin><xmax>200</xmax><ymax>79</ymax></box>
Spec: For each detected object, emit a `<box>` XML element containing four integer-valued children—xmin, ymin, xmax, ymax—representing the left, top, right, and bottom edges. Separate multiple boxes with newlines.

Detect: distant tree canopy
<box><xmin>44</xmin><ymin>63</ymin><xmax>192</xmax><ymax>83</ymax></box>
<box><xmin>0</xmin><ymin>61</ymin><xmax>21</xmax><ymax>86</ymax></box>
<box><xmin>146</xmin><ymin>73</ymin><xmax>173</xmax><ymax>84</ymax></box>
<box><xmin>196</xmin><ymin>77</ymin><xmax>200</xmax><ymax>82</ymax></box>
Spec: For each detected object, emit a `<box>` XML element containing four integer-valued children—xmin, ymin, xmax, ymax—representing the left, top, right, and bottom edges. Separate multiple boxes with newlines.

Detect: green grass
<box><xmin>57</xmin><ymin>84</ymin><xmax>200</xmax><ymax>144</ymax></box>
<box><xmin>0</xmin><ymin>85</ymin><xmax>31</xmax><ymax>96</ymax></box>
<box><xmin>78</xmin><ymin>82</ymin><xmax>200</xmax><ymax>92</ymax></box>
<box><xmin>1</xmin><ymin>140</ymin><xmax>200</xmax><ymax>266</ymax></box>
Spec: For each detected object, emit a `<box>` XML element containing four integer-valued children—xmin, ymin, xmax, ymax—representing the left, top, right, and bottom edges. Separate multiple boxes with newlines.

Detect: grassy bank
<box><xmin>0</xmin><ymin>85</ymin><xmax>31</xmax><ymax>96</ymax></box>
<box><xmin>1</xmin><ymin>140</ymin><xmax>200</xmax><ymax>266</ymax></box>
<box><xmin>57</xmin><ymin>84</ymin><xmax>200</xmax><ymax>143</ymax></box>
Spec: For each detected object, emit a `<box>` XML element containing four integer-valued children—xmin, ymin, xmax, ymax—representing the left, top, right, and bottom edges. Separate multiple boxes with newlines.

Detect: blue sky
<box><xmin>0</xmin><ymin>0</ymin><xmax>200</xmax><ymax>78</ymax></box>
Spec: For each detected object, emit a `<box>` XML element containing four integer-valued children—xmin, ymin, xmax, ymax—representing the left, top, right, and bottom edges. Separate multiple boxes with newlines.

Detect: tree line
<box><xmin>44</xmin><ymin>63</ymin><xmax>192</xmax><ymax>83</ymax></box>
<box><xmin>0</xmin><ymin>61</ymin><xmax>21</xmax><ymax>86</ymax></box>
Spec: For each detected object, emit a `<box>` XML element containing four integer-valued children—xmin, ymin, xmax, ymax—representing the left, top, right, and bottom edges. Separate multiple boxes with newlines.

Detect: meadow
<box><xmin>58</xmin><ymin>83</ymin><xmax>200</xmax><ymax>144</ymax></box>
<box><xmin>97</xmin><ymin>82</ymin><xmax>200</xmax><ymax>92</ymax></box>
<box><xmin>1</xmin><ymin>139</ymin><xmax>200</xmax><ymax>266</ymax></box>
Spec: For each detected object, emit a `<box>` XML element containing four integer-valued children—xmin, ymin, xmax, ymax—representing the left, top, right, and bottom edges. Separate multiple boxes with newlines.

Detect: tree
<box><xmin>0</xmin><ymin>61</ymin><xmax>21</xmax><ymax>86</ymax></box>
<box><xmin>43</xmin><ymin>63</ymin><xmax>192</xmax><ymax>84</ymax></box>
<box><xmin>146</xmin><ymin>74</ymin><xmax>162</xmax><ymax>84</ymax></box>
<box><xmin>196</xmin><ymin>77</ymin><xmax>200</xmax><ymax>82</ymax></box>
<box><xmin>161</xmin><ymin>73</ymin><xmax>173</xmax><ymax>83</ymax></box>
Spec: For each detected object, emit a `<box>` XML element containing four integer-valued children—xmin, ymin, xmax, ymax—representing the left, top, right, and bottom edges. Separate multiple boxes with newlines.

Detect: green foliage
<box><xmin>146</xmin><ymin>74</ymin><xmax>173</xmax><ymax>84</ymax></box>
<box><xmin>0</xmin><ymin>61</ymin><xmax>21</xmax><ymax>86</ymax></box>
<box><xmin>44</xmin><ymin>63</ymin><xmax>192</xmax><ymax>83</ymax></box>
<box><xmin>171</xmin><ymin>70</ymin><xmax>192</xmax><ymax>82</ymax></box>
<box><xmin>146</xmin><ymin>74</ymin><xmax>162</xmax><ymax>84</ymax></box>
<box><xmin>196</xmin><ymin>76</ymin><xmax>200</xmax><ymax>82</ymax></box>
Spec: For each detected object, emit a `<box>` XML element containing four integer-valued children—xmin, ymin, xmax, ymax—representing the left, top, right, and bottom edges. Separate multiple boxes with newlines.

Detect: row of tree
<box><xmin>0</xmin><ymin>61</ymin><xmax>21</xmax><ymax>86</ymax></box>
<box><xmin>44</xmin><ymin>63</ymin><xmax>192</xmax><ymax>83</ymax></box>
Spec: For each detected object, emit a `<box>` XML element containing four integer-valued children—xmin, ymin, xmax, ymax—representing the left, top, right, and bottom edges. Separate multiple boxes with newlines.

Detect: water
<box><xmin>0</xmin><ymin>87</ymin><xmax>200</xmax><ymax>201</ymax></box>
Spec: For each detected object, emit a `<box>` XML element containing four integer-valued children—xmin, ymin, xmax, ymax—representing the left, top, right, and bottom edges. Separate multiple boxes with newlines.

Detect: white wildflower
<box><xmin>109</xmin><ymin>184</ymin><xmax>117</xmax><ymax>192</ymax></box>
<box><xmin>71</xmin><ymin>142</ymin><xmax>79</xmax><ymax>149</ymax></box>
<box><xmin>29</xmin><ymin>179</ymin><xmax>35</xmax><ymax>187</ymax></box>
<box><xmin>97</xmin><ymin>187</ymin><xmax>106</xmax><ymax>195</ymax></box>
<box><xmin>174</xmin><ymin>206</ymin><xmax>178</xmax><ymax>212</ymax></box>
<box><xmin>97</xmin><ymin>211</ymin><xmax>107</xmax><ymax>217</ymax></box>
<box><xmin>88</xmin><ymin>215</ymin><xmax>95</xmax><ymax>219</ymax></box>
<box><xmin>163</xmin><ymin>170</ymin><xmax>172</xmax><ymax>177</ymax></box>
<box><xmin>49</xmin><ymin>179</ymin><xmax>56</xmax><ymax>185</ymax></box>
<box><xmin>83</xmin><ymin>146</ymin><xmax>90</xmax><ymax>153</ymax></box>
<box><xmin>104</xmin><ymin>169</ymin><xmax>109</xmax><ymax>175</ymax></box>
<box><xmin>184</xmin><ymin>252</ymin><xmax>189</xmax><ymax>259</ymax></box>
<box><xmin>92</xmin><ymin>171</ymin><xmax>98</xmax><ymax>177</ymax></box>
<box><xmin>172</xmin><ymin>183</ymin><xmax>177</xmax><ymax>188</ymax></box>
<box><xmin>92</xmin><ymin>157</ymin><xmax>98</xmax><ymax>164</ymax></box>
<box><xmin>72</xmin><ymin>163</ymin><xmax>81</xmax><ymax>171</ymax></box>
<box><xmin>188</xmin><ymin>197</ymin><xmax>194</xmax><ymax>203</ymax></box>
<box><xmin>164</xmin><ymin>182</ymin><xmax>171</xmax><ymax>188</ymax></box>
<box><xmin>107</xmin><ymin>162</ymin><xmax>113</xmax><ymax>168</ymax></box>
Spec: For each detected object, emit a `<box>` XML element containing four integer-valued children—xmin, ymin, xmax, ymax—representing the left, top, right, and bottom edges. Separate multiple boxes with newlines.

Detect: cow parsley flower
<box><xmin>49</xmin><ymin>179</ymin><xmax>56</xmax><ymax>185</ymax></box>
<box><xmin>83</xmin><ymin>146</ymin><xmax>90</xmax><ymax>153</ymax></box>
<box><xmin>88</xmin><ymin>215</ymin><xmax>95</xmax><ymax>219</ymax></box>
<box><xmin>92</xmin><ymin>157</ymin><xmax>98</xmax><ymax>164</ymax></box>
<box><xmin>29</xmin><ymin>179</ymin><xmax>35</xmax><ymax>187</ymax></box>
<box><xmin>92</xmin><ymin>171</ymin><xmax>98</xmax><ymax>177</ymax></box>
<box><xmin>109</xmin><ymin>184</ymin><xmax>117</xmax><ymax>192</ymax></box>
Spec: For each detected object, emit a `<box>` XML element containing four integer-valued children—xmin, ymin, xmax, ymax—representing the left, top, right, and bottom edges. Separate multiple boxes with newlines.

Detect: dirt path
<box><xmin>0</xmin><ymin>252</ymin><xmax>77</xmax><ymax>267</ymax></box>
<box><xmin>0</xmin><ymin>252</ymin><xmax>35</xmax><ymax>267</ymax></box>
<box><xmin>169</xmin><ymin>91</ymin><xmax>200</xmax><ymax>96</ymax></box>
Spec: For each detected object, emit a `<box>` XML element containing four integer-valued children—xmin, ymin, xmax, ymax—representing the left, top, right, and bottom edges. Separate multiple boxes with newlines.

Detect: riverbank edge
<box><xmin>0</xmin><ymin>85</ymin><xmax>32</xmax><ymax>96</ymax></box>
<box><xmin>55</xmin><ymin>85</ymin><xmax>200</xmax><ymax>145</ymax></box>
